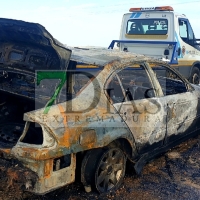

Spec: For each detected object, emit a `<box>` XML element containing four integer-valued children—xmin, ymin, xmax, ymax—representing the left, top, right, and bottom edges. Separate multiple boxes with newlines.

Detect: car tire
<box><xmin>190</xmin><ymin>67</ymin><xmax>200</xmax><ymax>84</ymax></box>
<box><xmin>82</xmin><ymin>145</ymin><xmax>126</xmax><ymax>193</ymax></box>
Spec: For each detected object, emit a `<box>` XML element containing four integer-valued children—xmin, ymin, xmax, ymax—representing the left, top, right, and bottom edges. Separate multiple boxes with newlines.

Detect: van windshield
<box><xmin>127</xmin><ymin>19</ymin><xmax>168</xmax><ymax>35</ymax></box>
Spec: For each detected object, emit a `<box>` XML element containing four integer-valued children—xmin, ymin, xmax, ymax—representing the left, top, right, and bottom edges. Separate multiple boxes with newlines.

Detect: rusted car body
<box><xmin>0</xmin><ymin>18</ymin><xmax>200</xmax><ymax>195</ymax></box>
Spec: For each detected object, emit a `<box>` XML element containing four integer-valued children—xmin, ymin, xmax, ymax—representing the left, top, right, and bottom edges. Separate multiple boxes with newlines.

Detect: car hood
<box><xmin>0</xmin><ymin>18</ymin><xmax>71</xmax><ymax>70</ymax></box>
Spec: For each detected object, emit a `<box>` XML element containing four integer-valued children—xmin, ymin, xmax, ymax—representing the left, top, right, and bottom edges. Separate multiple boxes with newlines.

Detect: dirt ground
<box><xmin>1</xmin><ymin>135</ymin><xmax>200</xmax><ymax>200</ymax></box>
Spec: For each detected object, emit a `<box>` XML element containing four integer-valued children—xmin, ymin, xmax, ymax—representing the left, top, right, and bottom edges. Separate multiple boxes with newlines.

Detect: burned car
<box><xmin>0</xmin><ymin>18</ymin><xmax>200</xmax><ymax>195</ymax></box>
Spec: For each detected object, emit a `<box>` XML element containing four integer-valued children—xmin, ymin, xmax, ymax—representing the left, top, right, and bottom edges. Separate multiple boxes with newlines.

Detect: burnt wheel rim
<box><xmin>193</xmin><ymin>73</ymin><xmax>199</xmax><ymax>84</ymax></box>
<box><xmin>95</xmin><ymin>148</ymin><xmax>126</xmax><ymax>193</ymax></box>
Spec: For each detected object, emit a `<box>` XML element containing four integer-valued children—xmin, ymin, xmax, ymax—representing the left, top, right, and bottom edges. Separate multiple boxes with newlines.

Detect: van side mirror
<box><xmin>179</xmin><ymin>21</ymin><xmax>183</xmax><ymax>26</ymax></box>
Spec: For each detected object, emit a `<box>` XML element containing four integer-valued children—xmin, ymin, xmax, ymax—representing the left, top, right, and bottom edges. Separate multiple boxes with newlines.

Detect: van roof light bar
<box><xmin>129</xmin><ymin>6</ymin><xmax>174</xmax><ymax>12</ymax></box>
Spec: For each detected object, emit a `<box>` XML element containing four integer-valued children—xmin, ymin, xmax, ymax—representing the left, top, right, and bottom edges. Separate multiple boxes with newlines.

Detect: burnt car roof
<box><xmin>69</xmin><ymin>47</ymin><xmax>161</xmax><ymax>66</ymax></box>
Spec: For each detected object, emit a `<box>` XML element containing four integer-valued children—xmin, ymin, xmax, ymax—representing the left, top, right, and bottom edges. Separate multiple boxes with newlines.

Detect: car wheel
<box><xmin>95</xmin><ymin>147</ymin><xmax>126</xmax><ymax>193</ymax></box>
<box><xmin>190</xmin><ymin>67</ymin><xmax>200</xmax><ymax>84</ymax></box>
<box><xmin>82</xmin><ymin>146</ymin><xmax>126</xmax><ymax>193</ymax></box>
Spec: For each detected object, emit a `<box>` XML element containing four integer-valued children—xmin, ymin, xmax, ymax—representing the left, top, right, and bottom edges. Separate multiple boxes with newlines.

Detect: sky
<box><xmin>1</xmin><ymin>0</ymin><xmax>200</xmax><ymax>47</ymax></box>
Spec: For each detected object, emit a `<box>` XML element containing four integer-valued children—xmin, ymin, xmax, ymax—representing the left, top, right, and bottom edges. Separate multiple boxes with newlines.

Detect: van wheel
<box><xmin>81</xmin><ymin>146</ymin><xmax>126</xmax><ymax>193</ymax></box>
<box><xmin>190</xmin><ymin>67</ymin><xmax>200</xmax><ymax>84</ymax></box>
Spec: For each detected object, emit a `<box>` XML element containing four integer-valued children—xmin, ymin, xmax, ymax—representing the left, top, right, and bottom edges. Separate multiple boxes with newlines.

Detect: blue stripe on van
<box><xmin>130</xmin><ymin>13</ymin><xmax>136</xmax><ymax>18</ymax></box>
<box><xmin>130</xmin><ymin>12</ymin><xmax>142</xmax><ymax>18</ymax></box>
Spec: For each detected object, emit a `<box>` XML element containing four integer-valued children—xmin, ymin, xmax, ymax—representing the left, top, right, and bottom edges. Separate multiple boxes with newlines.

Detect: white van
<box><xmin>109</xmin><ymin>6</ymin><xmax>200</xmax><ymax>84</ymax></box>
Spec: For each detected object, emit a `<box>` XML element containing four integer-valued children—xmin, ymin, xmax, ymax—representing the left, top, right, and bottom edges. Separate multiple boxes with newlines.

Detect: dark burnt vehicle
<box><xmin>0</xmin><ymin>18</ymin><xmax>200</xmax><ymax>195</ymax></box>
<box><xmin>0</xmin><ymin>18</ymin><xmax>71</xmax><ymax>192</ymax></box>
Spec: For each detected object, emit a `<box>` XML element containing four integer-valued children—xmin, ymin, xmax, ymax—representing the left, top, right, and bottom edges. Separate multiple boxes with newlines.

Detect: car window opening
<box><xmin>152</xmin><ymin>65</ymin><xmax>187</xmax><ymax>95</ymax></box>
<box><xmin>106</xmin><ymin>66</ymin><xmax>155</xmax><ymax>103</ymax></box>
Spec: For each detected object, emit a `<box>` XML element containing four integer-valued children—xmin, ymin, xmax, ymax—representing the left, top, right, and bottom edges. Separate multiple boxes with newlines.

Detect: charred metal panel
<box><xmin>0</xmin><ymin>18</ymin><xmax>71</xmax><ymax>70</ymax></box>
<box><xmin>0</xmin><ymin>18</ymin><xmax>71</xmax><ymax>106</ymax></box>
<box><xmin>114</xmin><ymin>98</ymin><xmax>166</xmax><ymax>154</ymax></box>
<box><xmin>165</xmin><ymin>90</ymin><xmax>199</xmax><ymax>144</ymax></box>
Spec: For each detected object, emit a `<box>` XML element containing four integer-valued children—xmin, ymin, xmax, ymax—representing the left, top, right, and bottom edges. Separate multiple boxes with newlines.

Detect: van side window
<box><xmin>179</xmin><ymin>19</ymin><xmax>195</xmax><ymax>46</ymax></box>
<box><xmin>188</xmin><ymin>23</ymin><xmax>194</xmax><ymax>40</ymax></box>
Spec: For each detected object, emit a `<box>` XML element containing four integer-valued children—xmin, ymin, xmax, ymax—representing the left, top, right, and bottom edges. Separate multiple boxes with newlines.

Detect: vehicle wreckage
<box><xmin>0</xmin><ymin>18</ymin><xmax>200</xmax><ymax>195</ymax></box>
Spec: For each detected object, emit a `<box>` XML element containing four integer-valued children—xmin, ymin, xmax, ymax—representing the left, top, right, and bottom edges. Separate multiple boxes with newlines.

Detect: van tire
<box><xmin>190</xmin><ymin>67</ymin><xmax>200</xmax><ymax>84</ymax></box>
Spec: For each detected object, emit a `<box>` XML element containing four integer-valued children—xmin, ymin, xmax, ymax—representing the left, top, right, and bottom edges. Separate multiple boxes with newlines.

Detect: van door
<box><xmin>176</xmin><ymin>18</ymin><xmax>200</xmax><ymax>79</ymax></box>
